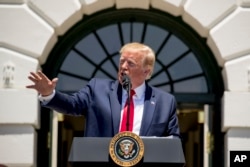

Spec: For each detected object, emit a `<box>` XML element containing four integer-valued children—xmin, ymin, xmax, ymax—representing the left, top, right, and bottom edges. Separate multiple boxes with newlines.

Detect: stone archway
<box><xmin>1</xmin><ymin>1</ymin><xmax>250</xmax><ymax>167</ymax></box>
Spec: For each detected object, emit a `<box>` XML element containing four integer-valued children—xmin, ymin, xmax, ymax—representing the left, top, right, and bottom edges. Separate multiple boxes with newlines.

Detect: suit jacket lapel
<box><xmin>140</xmin><ymin>84</ymin><xmax>156</xmax><ymax>136</ymax></box>
<box><xmin>109</xmin><ymin>81</ymin><xmax>123</xmax><ymax>136</ymax></box>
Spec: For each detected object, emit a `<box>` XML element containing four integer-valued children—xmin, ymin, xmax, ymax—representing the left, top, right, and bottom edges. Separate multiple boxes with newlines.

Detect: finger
<box><xmin>52</xmin><ymin>78</ymin><xmax>58</xmax><ymax>83</ymax></box>
<box><xmin>26</xmin><ymin>85</ymin><xmax>35</xmax><ymax>89</ymax></box>
<box><xmin>51</xmin><ymin>78</ymin><xmax>58</xmax><ymax>87</ymax></box>
<box><xmin>30</xmin><ymin>71</ymin><xmax>41</xmax><ymax>80</ymax></box>
<box><xmin>37</xmin><ymin>71</ymin><xmax>50</xmax><ymax>81</ymax></box>
<box><xmin>28</xmin><ymin>76</ymin><xmax>38</xmax><ymax>83</ymax></box>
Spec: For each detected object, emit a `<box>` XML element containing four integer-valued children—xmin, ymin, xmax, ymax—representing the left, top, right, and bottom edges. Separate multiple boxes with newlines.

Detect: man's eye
<box><xmin>119</xmin><ymin>60</ymin><xmax>136</xmax><ymax>67</ymax></box>
<box><xmin>119</xmin><ymin>60</ymin><xmax>124</xmax><ymax>64</ymax></box>
<box><xmin>128</xmin><ymin>62</ymin><xmax>136</xmax><ymax>67</ymax></box>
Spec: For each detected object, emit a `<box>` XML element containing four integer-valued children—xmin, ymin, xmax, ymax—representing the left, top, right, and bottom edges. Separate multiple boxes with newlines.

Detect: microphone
<box><xmin>121</xmin><ymin>74</ymin><xmax>132</xmax><ymax>132</ymax></box>
<box><xmin>122</xmin><ymin>74</ymin><xmax>131</xmax><ymax>91</ymax></box>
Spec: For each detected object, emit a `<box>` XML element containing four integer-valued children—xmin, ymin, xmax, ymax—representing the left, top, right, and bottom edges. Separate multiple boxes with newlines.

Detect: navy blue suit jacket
<box><xmin>44</xmin><ymin>78</ymin><xmax>180</xmax><ymax>137</ymax></box>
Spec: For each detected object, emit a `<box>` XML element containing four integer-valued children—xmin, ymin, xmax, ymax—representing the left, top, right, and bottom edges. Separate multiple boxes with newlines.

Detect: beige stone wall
<box><xmin>0</xmin><ymin>0</ymin><xmax>250</xmax><ymax>166</ymax></box>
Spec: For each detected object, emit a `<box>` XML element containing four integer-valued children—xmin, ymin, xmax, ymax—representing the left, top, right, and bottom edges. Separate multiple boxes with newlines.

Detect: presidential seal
<box><xmin>109</xmin><ymin>131</ymin><xmax>144</xmax><ymax>167</ymax></box>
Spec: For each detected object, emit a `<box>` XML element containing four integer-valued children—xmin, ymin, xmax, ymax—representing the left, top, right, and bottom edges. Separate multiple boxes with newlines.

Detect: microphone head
<box><xmin>122</xmin><ymin>74</ymin><xmax>131</xmax><ymax>91</ymax></box>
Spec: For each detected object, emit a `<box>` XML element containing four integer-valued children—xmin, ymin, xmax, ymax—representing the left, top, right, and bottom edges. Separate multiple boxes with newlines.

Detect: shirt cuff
<box><xmin>38</xmin><ymin>90</ymin><xmax>55</xmax><ymax>104</ymax></box>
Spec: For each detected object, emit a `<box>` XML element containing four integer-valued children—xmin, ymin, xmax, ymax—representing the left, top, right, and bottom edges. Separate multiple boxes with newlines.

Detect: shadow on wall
<box><xmin>0</xmin><ymin>165</ymin><xmax>8</xmax><ymax>167</ymax></box>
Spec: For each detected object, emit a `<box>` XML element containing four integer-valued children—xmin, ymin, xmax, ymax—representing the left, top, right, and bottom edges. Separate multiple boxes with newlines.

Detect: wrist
<box><xmin>39</xmin><ymin>90</ymin><xmax>55</xmax><ymax>103</ymax></box>
<box><xmin>41</xmin><ymin>91</ymin><xmax>54</xmax><ymax>97</ymax></box>
<box><xmin>41</xmin><ymin>93</ymin><xmax>52</xmax><ymax>97</ymax></box>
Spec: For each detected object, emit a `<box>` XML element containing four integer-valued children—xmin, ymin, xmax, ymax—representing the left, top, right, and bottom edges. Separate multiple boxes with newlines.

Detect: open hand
<box><xmin>26</xmin><ymin>70</ymin><xmax>58</xmax><ymax>96</ymax></box>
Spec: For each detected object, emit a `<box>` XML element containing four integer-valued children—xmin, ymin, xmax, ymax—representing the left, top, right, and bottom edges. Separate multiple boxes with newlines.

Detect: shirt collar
<box><xmin>122</xmin><ymin>82</ymin><xmax>146</xmax><ymax>99</ymax></box>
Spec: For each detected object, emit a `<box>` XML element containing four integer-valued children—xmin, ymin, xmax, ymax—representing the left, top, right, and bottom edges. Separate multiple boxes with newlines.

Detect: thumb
<box><xmin>51</xmin><ymin>78</ymin><xmax>58</xmax><ymax>88</ymax></box>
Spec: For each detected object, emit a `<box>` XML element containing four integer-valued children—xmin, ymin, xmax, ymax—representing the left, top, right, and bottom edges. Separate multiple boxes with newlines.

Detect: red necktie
<box><xmin>120</xmin><ymin>90</ymin><xmax>135</xmax><ymax>132</ymax></box>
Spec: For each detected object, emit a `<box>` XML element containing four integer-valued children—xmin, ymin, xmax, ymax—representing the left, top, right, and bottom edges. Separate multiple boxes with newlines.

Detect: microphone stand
<box><xmin>126</xmin><ymin>83</ymin><xmax>131</xmax><ymax>131</ymax></box>
<box><xmin>122</xmin><ymin>74</ymin><xmax>132</xmax><ymax>131</ymax></box>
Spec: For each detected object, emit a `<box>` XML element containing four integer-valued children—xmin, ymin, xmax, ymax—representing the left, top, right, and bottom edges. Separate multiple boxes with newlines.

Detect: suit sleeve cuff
<box><xmin>38</xmin><ymin>90</ymin><xmax>55</xmax><ymax>104</ymax></box>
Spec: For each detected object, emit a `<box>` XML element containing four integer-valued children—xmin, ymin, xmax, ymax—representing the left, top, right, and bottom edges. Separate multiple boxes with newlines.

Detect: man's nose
<box><xmin>121</xmin><ymin>61</ymin><xmax>128</xmax><ymax>69</ymax></box>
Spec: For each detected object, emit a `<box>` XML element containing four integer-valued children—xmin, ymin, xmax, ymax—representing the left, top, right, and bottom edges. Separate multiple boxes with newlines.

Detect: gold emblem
<box><xmin>109</xmin><ymin>131</ymin><xmax>144</xmax><ymax>167</ymax></box>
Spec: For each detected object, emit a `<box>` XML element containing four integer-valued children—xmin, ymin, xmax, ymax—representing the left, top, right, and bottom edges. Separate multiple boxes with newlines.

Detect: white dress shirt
<box><xmin>38</xmin><ymin>89</ymin><xmax>55</xmax><ymax>104</ymax></box>
<box><xmin>119</xmin><ymin>82</ymin><xmax>146</xmax><ymax>135</ymax></box>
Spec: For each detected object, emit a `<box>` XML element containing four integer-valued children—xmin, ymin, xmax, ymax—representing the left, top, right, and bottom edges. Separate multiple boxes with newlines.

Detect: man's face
<box><xmin>118</xmin><ymin>49</ymin><xmax>149</xmax><ymax>89</ymax></box>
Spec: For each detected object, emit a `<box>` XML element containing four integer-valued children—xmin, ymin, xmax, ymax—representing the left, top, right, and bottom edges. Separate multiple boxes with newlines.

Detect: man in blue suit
<box><xmin>26</xmin><ymin>42</ymin><xmax>180</xmax><ymax>138</ymax></box>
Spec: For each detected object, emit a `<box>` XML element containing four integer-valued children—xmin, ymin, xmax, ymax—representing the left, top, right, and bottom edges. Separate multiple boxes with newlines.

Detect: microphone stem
<box><xmin>126</xmin><ymin>84</ymin><xmax>131</xmax><ymax>131</ymax></box>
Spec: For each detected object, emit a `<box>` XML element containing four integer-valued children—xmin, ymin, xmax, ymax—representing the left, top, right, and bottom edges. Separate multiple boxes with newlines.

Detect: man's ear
<box><xmin>144</xmin><ymin>69</ymin><xmax>150</xmax><ymax>76</ymax></box>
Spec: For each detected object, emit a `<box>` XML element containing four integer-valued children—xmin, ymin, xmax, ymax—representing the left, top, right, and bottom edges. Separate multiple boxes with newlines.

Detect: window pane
<box><xmin>60</xmin><ymin>50</ymin><xmax>95</xmax><ymax>78</ymax></box>
<box><xmin>174</xmin><ymin>77</ymin><xmax>207</xmax><ymax>93</ymax></box>
<box><xmin>158</xmin><ymin>85</ymin><xmax>171</xmax><ymax>92</ymax></box>
<box><xmin>101</xmin><ymin>59</ymin><xmax>118</xmax><ymax>79</ymax></box>
<box><xmin>144</xmin><ymin>24</ymin><xmax>168</xmax><ymax>52</ymax></box>
<box><xmin>169</xmin><ymin>53</ymin><xmax>202</xmax><ymax>80</ymax></box>
<box><xmin>75</xmin><ymin>34</ymin><xmax>106</xmax><ymax>64</ymax></box>
<box><xmin>57</xmin><ymin>74</ymin><xmax>88</xmax><ymax>92</ymax></box>
<box><xmin>97</xmin><ymin>24</ymin><xmax>122</xmax><ymax>54</ymax></box>
<box><xmin>158</xmin><ymin>35</ymin><xmax>189</xmax><ymax>66</ymax></box>
<box><xmin>148</xmin><ymin>72</ymin><xmax>169</xmax><ymax>85</ymax></box>
<box><xmin>132</xmin><ymin>22</ymin><xmax>144</xmax><ymax>42</ymax></box>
